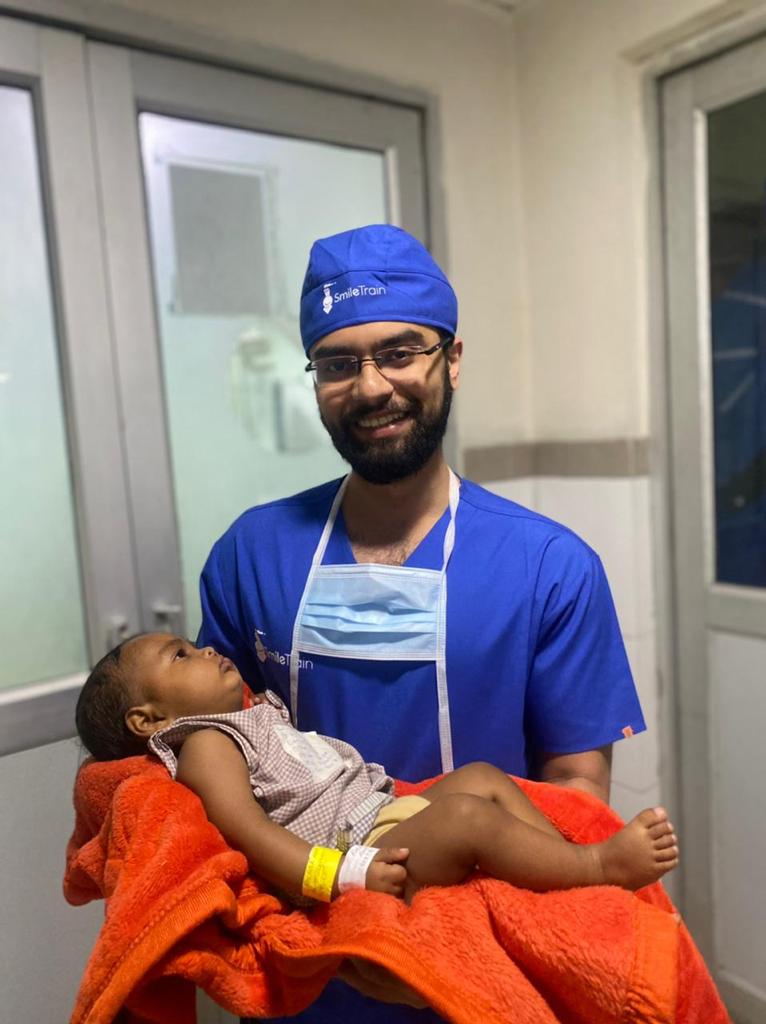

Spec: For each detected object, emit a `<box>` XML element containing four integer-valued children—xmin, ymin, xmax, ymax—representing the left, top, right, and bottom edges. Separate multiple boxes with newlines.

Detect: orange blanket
<box><xmin>65</xmin><ymin>756</ymin><xmax>730</xmax><ymax>1024</ymax></box>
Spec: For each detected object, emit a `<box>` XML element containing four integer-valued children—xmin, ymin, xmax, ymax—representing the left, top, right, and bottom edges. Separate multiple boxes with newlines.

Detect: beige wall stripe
<box><xmin>464</xmin><ymin>439</ymin><xmax>649</xmax><ymax>481</ymax></box>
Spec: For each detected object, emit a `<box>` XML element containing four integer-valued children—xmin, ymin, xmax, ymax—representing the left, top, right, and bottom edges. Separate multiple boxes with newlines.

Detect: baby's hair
<box><xmin>75</xmin><ymin>635</ymin><xmax>149</xmax><ymax>761</ymax></box>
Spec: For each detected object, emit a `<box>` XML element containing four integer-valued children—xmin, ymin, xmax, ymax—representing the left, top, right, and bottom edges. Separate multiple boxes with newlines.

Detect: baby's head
<box><xmin>75</xmin><ymin>633</ymin><xmax>245</xmax><ymax>761</ymax></box>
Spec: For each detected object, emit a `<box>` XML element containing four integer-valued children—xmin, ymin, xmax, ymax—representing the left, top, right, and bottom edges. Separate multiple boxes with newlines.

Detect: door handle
<box><xmin>105</xmin><ymin>614</ymin><xmax>130</xmax><ymax>651</ymax></box>
<box><xmin>152</xmin><ymin>600</ymin><xmax>183</xmax><ymax>633</ymax></box>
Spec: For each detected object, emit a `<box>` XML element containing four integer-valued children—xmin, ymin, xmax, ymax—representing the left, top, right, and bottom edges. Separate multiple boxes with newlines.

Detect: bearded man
<box><xmin>198</xmin><ymin>224</ymin><xmax>645</xmax><ymax>1024</ymax></box>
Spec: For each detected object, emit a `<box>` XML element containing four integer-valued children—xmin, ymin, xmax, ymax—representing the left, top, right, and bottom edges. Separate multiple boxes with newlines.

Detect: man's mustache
<box><xmin>340</xmin><ymin>400</ymin><xmax>418</xmax><ymax>428</ymax></box>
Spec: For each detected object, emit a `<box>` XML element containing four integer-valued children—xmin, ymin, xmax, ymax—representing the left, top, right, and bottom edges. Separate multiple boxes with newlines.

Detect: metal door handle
<box><xmin>152</xmin><ymin>600</ymin><xmax>183</xmax><ymax>632</ymax></box>
<box><xmin>106</xmin><ymin>615</ymin><xmax>130</xmax><ymax>651</ymax></box>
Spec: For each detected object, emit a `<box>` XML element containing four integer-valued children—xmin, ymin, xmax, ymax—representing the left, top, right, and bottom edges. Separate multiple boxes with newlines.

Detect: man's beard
<box><xmin>320</xmin><ymin>369</ymin><xmax>453</xmax><ymax>485</ymax></box>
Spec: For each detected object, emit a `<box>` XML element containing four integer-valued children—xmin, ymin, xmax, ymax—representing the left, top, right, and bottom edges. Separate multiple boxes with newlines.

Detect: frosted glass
<box><xmin>139</xmin><ymin>114</ymin><xmax>387</xmax><ymax>635</ymax></box>
<box><xmin>0</xmin><ymin>87</ymin><xmax>88</xmax><ymax>690</ymax></box>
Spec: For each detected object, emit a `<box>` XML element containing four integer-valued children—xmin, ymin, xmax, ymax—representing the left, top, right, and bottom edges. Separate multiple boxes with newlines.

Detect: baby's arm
<box><xmin>176</xmin><ymin>728</ymin><xmax>407</xmax><ymax>900</ymax></box>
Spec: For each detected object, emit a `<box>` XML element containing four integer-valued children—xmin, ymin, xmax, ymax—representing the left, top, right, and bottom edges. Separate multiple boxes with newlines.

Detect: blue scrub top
<box><xmin>198</xmin><ymin>476</ymin><xmax>644</xmax><ymax>782</ymax></box>
<box><xmin>198</xmin><ymin>476</ymin><xmax>645</xmax><ymax>1024</ymax></box>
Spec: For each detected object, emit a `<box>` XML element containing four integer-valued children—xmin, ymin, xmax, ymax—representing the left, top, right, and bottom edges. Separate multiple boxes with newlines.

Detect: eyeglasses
<box><xmin>305</xmin><ymin>336</ymin><xmax>453</xmax><ymax>388</ymax></box>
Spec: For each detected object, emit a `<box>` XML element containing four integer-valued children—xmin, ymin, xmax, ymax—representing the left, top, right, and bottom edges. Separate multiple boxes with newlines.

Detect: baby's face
<box><xmin>124</xmin><ymin>633</ymin><xmax>245</xmax><ymax>723</ymax></box>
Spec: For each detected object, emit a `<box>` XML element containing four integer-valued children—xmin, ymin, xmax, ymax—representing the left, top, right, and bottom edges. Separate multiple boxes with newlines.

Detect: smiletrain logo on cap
<box><xmin>300</xmin><ymin>224</ymin><xmax>458</xmax><ymax>353</ymax></box>
<box><xmin>321</xmin><ymin>279</ymin><xmax>387</xmax><ymax>315</ymax></box>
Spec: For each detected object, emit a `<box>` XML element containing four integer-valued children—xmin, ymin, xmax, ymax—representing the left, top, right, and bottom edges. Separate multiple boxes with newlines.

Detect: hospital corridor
<box><xmin>0</xmin><ymin>0</ymin><xmax>764</xmax><ymax>1021</ymax></box>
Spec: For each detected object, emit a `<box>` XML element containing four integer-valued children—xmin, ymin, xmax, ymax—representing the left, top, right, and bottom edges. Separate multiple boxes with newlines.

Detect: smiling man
<box><xmin>197</xmin><ymin>224</ymin><xmax>646</xmax><ymax>1024</ymax></box>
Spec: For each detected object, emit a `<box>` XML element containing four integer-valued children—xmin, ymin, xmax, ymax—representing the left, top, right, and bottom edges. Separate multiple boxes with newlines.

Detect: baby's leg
<box><xmin>374</xmin><ymin>795</ymin><xmax>678</xmax><ymax>902</ymax></box>
<box><xmin>422</xmin><ymin>762</ymin><xmax>561</xmax><ymax>837</ymax></box>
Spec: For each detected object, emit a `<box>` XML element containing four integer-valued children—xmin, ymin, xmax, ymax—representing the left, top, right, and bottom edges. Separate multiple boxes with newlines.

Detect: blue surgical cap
<box><xmin>299</xmin><ymin>224</ymin><xmax>458</xmax><ymax>353</ymax></box>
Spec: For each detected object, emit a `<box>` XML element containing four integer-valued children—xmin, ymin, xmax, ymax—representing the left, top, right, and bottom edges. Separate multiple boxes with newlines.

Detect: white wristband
<box><xmin>337</xmin><ymin>845</ymin><xmax>379</xmax><ymax>894</ymax></box>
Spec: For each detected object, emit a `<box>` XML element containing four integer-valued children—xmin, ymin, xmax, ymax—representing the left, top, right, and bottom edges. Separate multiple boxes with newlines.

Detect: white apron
<box><xmin>289</xmin><ymin>470</ymin><xmax>460</xmax><ymax>773</ymax></box>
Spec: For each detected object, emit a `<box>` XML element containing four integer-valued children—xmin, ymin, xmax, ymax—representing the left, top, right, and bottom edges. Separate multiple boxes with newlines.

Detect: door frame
<box><xmin>650</xmin><ymin>24</ymin><xmax>766</xmax><ymax>1024</ymax></box>
<box><xmin>0</xmin><ymin>17</ymin><xmax>140</xmax><ymax>755</ymax></box>
<box><xmin>1</xmin><ymin>0</ymin><xmax>452</xmax><ymax>264</ymax></box>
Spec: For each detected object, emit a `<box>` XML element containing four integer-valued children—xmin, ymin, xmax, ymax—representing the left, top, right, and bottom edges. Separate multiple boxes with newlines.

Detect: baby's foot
<box><xmin>593</xmin><ymin>808</ymin><xmax>679</xmax><ymax>890</ymax></box>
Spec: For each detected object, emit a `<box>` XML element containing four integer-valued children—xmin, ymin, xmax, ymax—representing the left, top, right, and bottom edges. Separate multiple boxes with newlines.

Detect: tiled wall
<box><xmin>484</xmin><ymin>476</ymin><xmax>661</xmax><ymax>823</ymax></box>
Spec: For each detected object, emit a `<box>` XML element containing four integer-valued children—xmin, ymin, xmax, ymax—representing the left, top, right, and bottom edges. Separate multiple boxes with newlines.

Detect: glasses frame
<box><xmin>305</xmin><ymin>334</ymin><xmax>454</xmax><ymax>387</ymax></box>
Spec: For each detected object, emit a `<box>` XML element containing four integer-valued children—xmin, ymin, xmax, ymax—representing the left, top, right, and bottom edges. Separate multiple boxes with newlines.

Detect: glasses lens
<box><xmin>314</xmin><ymin>355</ymin><xmax>359</xmax><ymax>386</ymax></box>
<box><xmin>375</xmin><ymin>346</ymin><xmax>422</xmax><ymax>379</ymax></box>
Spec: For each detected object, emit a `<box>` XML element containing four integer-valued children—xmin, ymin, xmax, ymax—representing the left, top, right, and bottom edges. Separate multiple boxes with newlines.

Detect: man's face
<box><xmin>311</xmin><ymin>321</ymin><xmax>461</xmax><ymax>484</ymax></box>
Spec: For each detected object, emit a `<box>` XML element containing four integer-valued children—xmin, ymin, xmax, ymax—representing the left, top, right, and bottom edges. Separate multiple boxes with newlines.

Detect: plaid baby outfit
<box><xmin>149</xmin><ymin>691</ymin><xmax>394</xmax><ymax>850</ymax></box>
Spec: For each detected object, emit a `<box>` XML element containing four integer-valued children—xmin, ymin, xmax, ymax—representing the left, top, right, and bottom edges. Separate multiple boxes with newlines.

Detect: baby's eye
<box><xmin>173</xmin><ymin>646</ymin><xmax>187</xmax><ymax>660</ymax></box>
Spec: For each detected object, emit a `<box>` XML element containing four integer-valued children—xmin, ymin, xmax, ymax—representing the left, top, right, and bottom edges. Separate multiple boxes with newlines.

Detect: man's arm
<box><xmin>177</xmin><ymin>729</ymin><xmax>406</xmax><ymax>898</ymax></box>
<box><xmin>536</xmin><ymin>744</ymin><xmax>613</xmax><ymax>805</ymax></box>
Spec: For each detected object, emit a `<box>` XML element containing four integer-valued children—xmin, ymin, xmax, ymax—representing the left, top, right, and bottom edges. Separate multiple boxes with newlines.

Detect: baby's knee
<box><xmin>439</xmin><ymin>792</ymin><xmax>496</xmax><ymax>831</ymax></box>
<box><xmin>455</xmin><ymin>761</ymin><xmax>510</xmax><ymax>792</ymax></box>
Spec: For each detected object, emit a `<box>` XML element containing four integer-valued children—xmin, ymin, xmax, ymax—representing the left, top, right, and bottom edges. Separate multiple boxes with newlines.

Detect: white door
<box><xmin>663</xmin><ymin>37</ymin><xmax>766</xmax><ymax>1024</ymax></box>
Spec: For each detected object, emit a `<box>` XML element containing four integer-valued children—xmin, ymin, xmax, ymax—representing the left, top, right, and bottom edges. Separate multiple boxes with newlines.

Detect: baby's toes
<box><xmin>657</xmin><ymin>843</ymin><xmax>680</xmax><ymax>862</ymax></box>
<box><xmin>648</xmin><ymin>818</ymin><xmax>674</xmax><ymax>840</ymax></box>
<box><xmin>636</xmin><ymin>807</ymin><xmax>667</xmax><ymax>832</ymax></box>
<box><xmin>653</xmin><ymin>831</ymin><xmax>678</xmax><ymax>851</ymax></box>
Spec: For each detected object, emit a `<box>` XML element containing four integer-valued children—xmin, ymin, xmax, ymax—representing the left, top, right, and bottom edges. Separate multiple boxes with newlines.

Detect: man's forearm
<box><xmin>537</xmin><ymin>745</ymin><xmax>613</xmax><ymax>806</ymax></box>
<box><xmin>545</xmin><ymin>773</ymin><xmax>610</xmax><ymax>805</ymax></box>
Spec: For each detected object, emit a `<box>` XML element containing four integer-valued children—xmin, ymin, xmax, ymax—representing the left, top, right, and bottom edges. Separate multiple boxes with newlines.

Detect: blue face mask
<box><xmin>296</xmin><ymin>564</ymin><xmax>444</xmax><ymax>661</ymax></box>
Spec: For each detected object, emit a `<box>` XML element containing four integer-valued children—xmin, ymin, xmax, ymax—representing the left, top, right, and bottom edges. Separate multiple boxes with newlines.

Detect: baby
<box><xmin>75</xmin><ymin>633</ymin><xmax>679</xmax><ymax>904</ymax></box>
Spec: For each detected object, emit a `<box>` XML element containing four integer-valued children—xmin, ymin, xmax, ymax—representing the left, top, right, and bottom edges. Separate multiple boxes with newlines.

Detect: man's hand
<box><xmin>365</xmin><ymin>847</ymin><xmax>408</xmax><ymax>897</ymax></box>
<box><xmin>338</xmin><ymin>958</ymin><xmax>428</xmax><ymax>1008</ymax></box>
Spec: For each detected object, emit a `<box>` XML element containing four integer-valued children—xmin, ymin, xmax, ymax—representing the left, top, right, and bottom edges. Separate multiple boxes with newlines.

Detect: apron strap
<box><xmin>435</xmin><ymin>469</ymin><xmax>460</xmax><ymax>772</ymax></box>
<box><xmin>289</xmin><ymin>476</ymin><xmax>349</xmax><ymax>724</ymax></box>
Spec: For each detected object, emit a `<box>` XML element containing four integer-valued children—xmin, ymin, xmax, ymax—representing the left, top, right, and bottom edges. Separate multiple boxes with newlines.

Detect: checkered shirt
<box><xmin>149</xmin><ymin>691</ymin><xmax>394</xmax><ymax>850</ymax></box>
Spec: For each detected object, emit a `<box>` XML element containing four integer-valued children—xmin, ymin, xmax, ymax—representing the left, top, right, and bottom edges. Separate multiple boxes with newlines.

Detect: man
<box><xmin>198</xmin><ymin>224</ymin><xmax>645</xmax><ymax>1022</ymax></box>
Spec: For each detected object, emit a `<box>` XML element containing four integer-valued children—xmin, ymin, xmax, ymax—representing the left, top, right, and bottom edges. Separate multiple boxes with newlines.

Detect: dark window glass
<box><xmin>708</xmin><ymin>94</ymin><xmax>766</xmax><ymax>588</ymax></box>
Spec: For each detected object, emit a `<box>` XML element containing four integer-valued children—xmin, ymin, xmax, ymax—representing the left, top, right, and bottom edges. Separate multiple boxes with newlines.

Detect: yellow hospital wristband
<box><xmin>302</xmin><ymin>846</ymin><xmax>343</xmax><ymax>902</ymax></box>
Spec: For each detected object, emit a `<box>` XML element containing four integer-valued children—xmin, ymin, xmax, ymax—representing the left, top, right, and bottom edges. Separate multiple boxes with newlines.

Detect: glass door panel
<box><xmin>0</xmin><ymin>85</ymin><xmax>88</xmax><ymax>691</ymax></box>
<box><xmin>139</xmin><ymin>114</ymin><xmax>387</xmax><ymax>635</ymax></box>
<box><xmin>708</xmin><ymin>93</ymin><xmax>766</xmax><ymax>588</ymax></box>
<box><xmin>87</xmin><ymin>43</ymin><xmax>426</xmax><ymax>641</ymax></box>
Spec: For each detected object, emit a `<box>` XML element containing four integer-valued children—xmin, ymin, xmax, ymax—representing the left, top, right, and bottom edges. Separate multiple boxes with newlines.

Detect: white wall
<box><xmin>512</xmin><ymin>0</ymin><xmax>766</xmax><ymax>440</ymax></box>
<box><xmin>0</xmin><ymin>740</ymin><xmax>103</xmax><ymax>1020</ymax></box>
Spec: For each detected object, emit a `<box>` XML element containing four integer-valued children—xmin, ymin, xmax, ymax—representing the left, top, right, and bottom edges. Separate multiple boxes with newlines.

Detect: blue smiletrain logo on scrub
<box><xmin>299</xmin><ymin>224</ymin><xmax>458</xmax><ymax>354</ymax></box>
<box><xmin>254</xmin><ymin>627</ymin><xmax>313</xmax><ymax>671</ymax></box>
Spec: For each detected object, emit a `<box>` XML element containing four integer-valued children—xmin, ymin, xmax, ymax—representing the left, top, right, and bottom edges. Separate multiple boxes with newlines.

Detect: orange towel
<box><xmin>65</xmin><ymin>757</ymin><xmax>730</xmax><ymax>1024</ymax></box>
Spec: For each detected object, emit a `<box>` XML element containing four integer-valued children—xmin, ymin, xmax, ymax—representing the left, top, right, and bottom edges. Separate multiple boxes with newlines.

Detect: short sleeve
<box><xmin>197</xmin><ymin>538</ymin><xmax>263</xmax><ymax>690</ymax></box>
<box><xmin>525</xmin><ymin>534</ymin><xmax>646</xmax><ymax>756</ymax></box>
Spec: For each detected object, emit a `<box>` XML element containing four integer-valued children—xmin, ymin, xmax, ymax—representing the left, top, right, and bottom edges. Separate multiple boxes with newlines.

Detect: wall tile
<box><xmin>481</xmin><ymin>476</ymin><xmax>537</xmax><ymax>509</ymax></box>
<box><xmin>624</xmin><ymin>632</ymin><xmax>658</xmax><ymax>724</ymax></box>
<box><xmin>611</xmin><ymin>779</ymin><xmax>662</xmax><ymax>822</ymax></box>
<box><xmin>612</xmin><ymin>722</ymin><xmax>659</xmax><ymax>793</ymax></box>
<box><xmin>530</xmin><ymin>476</ymin><xmax>654</xmax><ymax>638</ymax></box>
